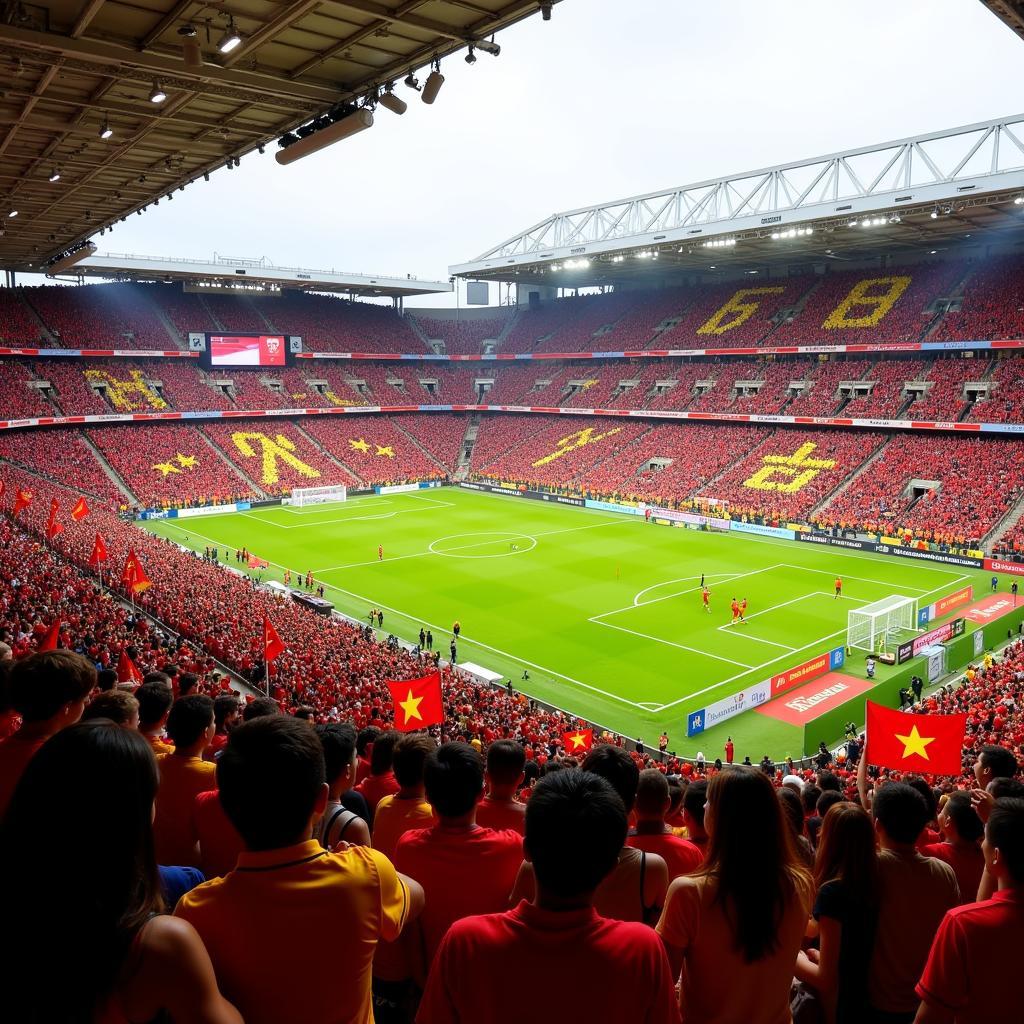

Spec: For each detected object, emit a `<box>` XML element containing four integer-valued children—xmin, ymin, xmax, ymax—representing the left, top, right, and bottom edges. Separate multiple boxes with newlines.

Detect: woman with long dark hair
<box><xmin>0</xmin><ymin>719</ymin><xmax>241</xmax><ymax>1023</ymax></box>
<box><xmin>795</xmin><ymin>802</ymin><xmax>879</xmax><ymax>1024</ymax></box>
<box><xmin>657</xmin><ymin>766</ymin><xmax>813</xmax><ymax>1023</ymax></box>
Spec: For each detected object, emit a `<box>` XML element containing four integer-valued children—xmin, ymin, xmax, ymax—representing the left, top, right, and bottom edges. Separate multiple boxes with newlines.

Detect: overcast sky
<box><xmin>87</xmin><ymin>0</ymin><xmax>1024</xmax><ymax>307</ymax></box>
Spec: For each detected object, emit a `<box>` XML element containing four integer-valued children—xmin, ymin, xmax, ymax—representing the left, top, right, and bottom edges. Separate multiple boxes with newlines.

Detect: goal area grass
<box><xmin>139</xmin><ymin>487</ymin><xmax>990</xmax><ymax>760</ymax></box>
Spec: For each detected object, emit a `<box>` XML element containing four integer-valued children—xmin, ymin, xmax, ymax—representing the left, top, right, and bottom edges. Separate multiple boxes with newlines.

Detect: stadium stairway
<box><xmin>494</xmin><ymin>308</ymin><xmax>521</xmax><ymax>350</ymax></box>
<box><xmin>290</xmin><ymin>422</ymin><xmax>367</xmax><ymax>486</ymax></box>
<box><xmin>16</xmin><ymin>288</ymin><xmax>58</xmax><ymax>344</ymax></box>
<box><xmin>145</xmin><ymin>293</ymin><xmax>188</xmax><ymax>348</ymax></box>
<box><xmin>198</xmin><ymin>294</ymin><xmax>227</xmax><ymax>332</ymax></box>
<box><xmin>79</xmin><ymin>434</ymin><xmax>140</xmax><ymax>505</ymax></box>
<box><xmin>921</xmin><ymin>263</ymin><xmax>976</xmax><ymax>342</ymax></box>
<box><xmin>810</xmin><ymin>436</ymin><xmax>892</xmax><ymax>520</ymax></box>
<box><xmin>197</xmin><ymin>428</ymin><xmax>269</xmax><ymax>498</ymax></box>
<box><xmin>454</xmin><ymin>415</ymin><xmax>480</xmax><ymax>479</ymax></box>
<box><xmin>404</xmin><ymin>314</ymin><xmax>436</xmax><ymax>352</ymax></box>
<box><xmin>982</xmin><ymin>489</ymin><xmax>1024</xmax><ymax>552</ymax></box>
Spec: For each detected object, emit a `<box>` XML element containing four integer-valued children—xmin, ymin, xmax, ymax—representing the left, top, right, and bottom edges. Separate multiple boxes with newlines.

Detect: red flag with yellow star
<box><xmin>46</xmin><ymin>498</ymin><xmax>63</xmax><ymax>541</ymax></box>
<box><xmin>562</xmin><ymin>728</ymin><xmax>594</xmax><ymax>754</ymax></box>
<box><xmin>116</xmin><ymin>650</ymin><xmax>144</xmax><ymax>685</ymax></box>
<box><xmin>865</xmin><ymin>700</ymin><xmax>966</xmax><ymax>776</ymax></box>
<box><xmin>70</xmin><ymin>497</ymin><xmax>90</xmax><ymax>521</ymax></box>
<box><xmin>263</xmin><ymin>617</ymin><xmax>285</xmax><ymax>663</ymax></box>
<box><xmin>386</xmin><ymin>671</ymin><xmax>444</xmax><ymax>732</ymax></box>
<box><xmin>121</xmin><ymin>549</ymin><xmax>152</xmax><ymax>594</ymax></box>
<box><xmin>13</xmin><ymin>487</ymin><xmax>33</xmax><ymax>515</ymax></box>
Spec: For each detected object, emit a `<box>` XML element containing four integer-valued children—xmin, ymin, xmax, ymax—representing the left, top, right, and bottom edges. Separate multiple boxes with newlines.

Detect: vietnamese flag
<box><xmin>38</xmin><ymin>619</ymin><xmax>61</xmax><ymax>652</ymax></box>
<box><xmin>865</xmin><ymin>701</ymin><xmax>966</xmax><ymax>776</ymax></box>
<box><xmin>249</xmin><ymin>554</ymin><xmax>269</xmax><ymax>569</ymax></box>
<box><xmin>46</xmin><ymin>498</ymin><xmax>63</xmax><ymax>541</ymax></box>
<box><xmin>116</xmin><ymin>650</ymin><xmax>144</xmax><ymax>685</ymax></box>
<box><xmin>121</xmin><ymin>549</ymin><xmax>152</xmax><ymax>594</ymax></box>
<box><xmin>263</xmin><ymin>617</ymin><xmax>285</xmax><ymax>663</ymax></box>
<box><xmin>89</xmin><ymin>533</ymin><xmax>108</xmax><ymax>566</ymax></box>
<box><xmin>563</xmin><ymin>728</ymin><xmax>594</xmax><ymax>754</ymax></box>
<box><xmin>13</xmin><ymin>487</ymin><xmax>33</xmax><ymax>515</ymax></box>
<box><xmin>70</xmin><ymin>497</ymin><xmax>90</xmax><ymax>521</ymax></box>
<box><xmin>386</xmin><ymin>672</ymin><xmax>444</xmax><ymax>732</ymax></box>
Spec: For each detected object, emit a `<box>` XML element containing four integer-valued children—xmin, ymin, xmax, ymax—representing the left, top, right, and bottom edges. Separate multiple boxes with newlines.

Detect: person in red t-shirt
<box><xmin>194</xmin><ymin>788</ymin><xmax>245</xmax><ymax>879</ymax></box>
<box><xmin>205</xmin><ymin>693</ymin><xmax>242</xmax><ymax>763</ymax></box>
<box><xmin>417</xmin><ymin>770</ymin><xmax>680</xmax><ymax>1024</ymax></box>
<box><xmin>730</xmin><ymin>597</ymin><xmax>740</xmax><ymax>624</ymax></box>
<box><xmin>702</xmin><ymin>586</ymin><xmax>711</xmax><ymax>614</ymax></box>
<box><xmin>394</xmin><ymin>742</ymin><xmax>523</xmax><ymax>981</ymax></box>
<box><xmin>915</xmin><ymin>797</ymin><xmax>1024</xmax><ymax>1023</ymax></box>
<box><xmin>920</xmin><ymin>792</ymin><xmax>986</xmax><ymax>906</ymax></box>
<box><xmin>724</xmin><ymin>737</ymin><xmax>735</xmax><ymax>765</ymax></box>
<box><xmin>627</xmin><ymin>769</ymin><xmax>702</xmax><ymax>881</ymax></box>
<box><xmin>355</xmin><ymin>729</ymin><xmax>400</xmax><ymax>821</ymax></box>
<box><xmin>476</xmin><ymin>739</ymin><xmax>527</xmax><ymax>835</ymax></box>
<box><xmin>0</xmin><ymin>651</ymin><xmax>94</xmax><ymax>819</ymax></box>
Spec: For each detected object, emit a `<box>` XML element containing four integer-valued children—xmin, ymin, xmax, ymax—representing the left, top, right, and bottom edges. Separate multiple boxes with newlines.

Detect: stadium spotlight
<box><xmin>99</xmin><ymin>120</ymin><xmax>113</xmax><ymax>139</ymax></box>
<box><xmin>275</xmin><ymin>108</ymin><xmax>374</xmax><ymax>165</ymax></box>
<box><xmin>474</xmin><ymin>38</ymin><xmax>501</xmax><ymax>56</ymax></box>
<box><xmin>888</xmin><ymin>214</ymin><xmax>901</xmax><ymax>224</ymax></box>
<box><xmin>1015</xmin><ymin>196</ymin><xmax>1024</xmax><ymax>205</ymax></box>
<box><xmin>930</xmin><ymin>208</ymin><xmax>938</xmax><ymax>219</ymax></box>
<box><xmin>149</xmin><ymin>82</ymin><xmax>167</xmax><ymax>104</ymax></box>
<box><xmin>379</xmin><ymin>85</ymin><xmax>408</xmax><ymax>115</ymax></box>
<box><xmin>218</xmin><ymin>18</ymin><xmax>243</xmax><ymax>54</ymax></box>
<box><xmin>8</xmin><ymin>209</ymin><xmax>17</xmax><ymax>217</ymax></box>
<box><xmin>465</xmin><ymin>46</ymin><xmax>477</xmax><ymax>64</ymax></box>
<box><xmin>540</xmin><ymin>1</ymin><xmax>552</xmax><ymax>19</ymax></box>
<box><xmin>48</xmin><ymin>169</ymin><xmax>60</xmax><ymax>182</ymax></box>
<box><xmin>404</xmin><ymin>73</ymin><xmax>421</xmax><ymax>91</ymax></box>
<box><xmin>422</xmin><ymin>60</ymin><xmax>444</xmax><ymax>104</ymax></box>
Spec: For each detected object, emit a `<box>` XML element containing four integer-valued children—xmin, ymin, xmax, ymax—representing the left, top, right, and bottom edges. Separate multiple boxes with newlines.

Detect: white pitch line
<box><xmin>632</xmin><ymin>572</ymin><xmax>745</xmax><ymax>608</ymax></box>
<box><xmin>593</xmin><ymin>619</ymin><xmax>756</xmax><ymax>669</ymax></box>
<box><xmin>782</xmin><ymin>562</ymin><xmax>931</xmax><ymax>594</ymax></box>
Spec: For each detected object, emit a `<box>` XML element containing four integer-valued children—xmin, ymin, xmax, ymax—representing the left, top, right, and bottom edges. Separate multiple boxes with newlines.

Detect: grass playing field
<box><xmin>139</xmin><ymin>487</ymin><xmax>988</xmax><ymax>760</ymax></box>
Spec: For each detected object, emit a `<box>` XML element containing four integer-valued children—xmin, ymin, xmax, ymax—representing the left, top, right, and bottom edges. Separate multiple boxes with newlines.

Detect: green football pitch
<box><xmin>139</xmin><ymin>488</ymin><xmax>987</xmax><ymax>760</ymax></box>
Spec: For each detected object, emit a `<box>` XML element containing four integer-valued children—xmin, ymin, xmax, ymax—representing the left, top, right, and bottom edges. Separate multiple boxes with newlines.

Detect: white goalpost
<box><xmin>289</xmin><ymin>484</ymin><xmax>348</xmax><ymax>507</ymax></box>
<box><xmin>847</xmin><ymin>594</ymin><xmax>918</xmax><ymax>654</ymax></box>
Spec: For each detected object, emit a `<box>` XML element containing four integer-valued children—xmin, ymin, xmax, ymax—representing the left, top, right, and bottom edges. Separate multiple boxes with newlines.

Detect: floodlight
<box><xmin>422</xmin><ymin>64</ymin><xmax>444</xmax><ymax>104</ymax></box>
<box><xmin>218</xmin><ymin>19</ymin><xmax>242</xmax><ymax>54</ymax></box>
<box><xmin>149</xmin><ymin>83</ymin><xmax>167</xmax><ymax>104</ymax></box>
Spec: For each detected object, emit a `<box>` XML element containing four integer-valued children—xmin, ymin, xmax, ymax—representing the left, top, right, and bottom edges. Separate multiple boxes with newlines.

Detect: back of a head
<box><xmin>97</xmin><ymin>668</ymin><xmax>118</xmax><ymax>692</ymax></box>
<box><xmin>981</xmin><ymin>744</ymin><xmax>1019</xmax><ymax>781</ymax></box>
<box><xmin>817</xmin><ymin>770</ymin><xmax>842</xmax><ymax>794</ymax></box>
<box><xmin>242</xmin><ymin>696</ymin><xmax>280</xmax><ymax>722</ymax></box>
<box><xmin>218</xmin><ymin>716</ymin><xmax>326</xmax><ymax>850</ymax></box>
<box><xmin>816</xmin><ymin>790</ymin><xmax>845</xmax><ymax>819</ymax></box>
<box><xmin>802</xmin><ymin>784</ymin><xmax>822</xmax><ymax>816</ymax></box>
<box><xmin>705</xmin><ymin>767</ymin><xmax>806</xmax><ymax>963</ymax></box>
<box><xmin>424</xmin><ymin>741</ymin><xmax>484</xmax><ymax>819</ymax></box>
<box><xmin>1</xmin><ymin>721</ymin><xmax>161</xmax><ymax>1016</ymax></box>
<box><xmin>165</xmin><ymin>694</ymin><xmax>214</xmax><ymax>748</ymax></box>
<box><xmin>582</xmin><ymin>744</ymin><xmax>640</xmax><ymax>811</ymax></box>
<box><xmin>393</xmin><ymin>733</ymin><xmax>436</xmax><ymax>788</ymax></box>
<box><xmin>370</xmin><ymin>729</ymin><xmax>400</xmax><ymax>775</ymax></box>
<box><xmin>989</xmin><ymin>777</ymin><xmax>1024</xmax><ymax>802</ymax></box>
<box><xmin>178</xmin><ymin>672</ymin><xmax>199</xmax><ymax>696</ymax></box>
<box><xmin>683</xmin><ymin>779</ymin><xmax>708</xmax><ymax>830</ymax></box>
<box><xmin>634</xmin><ymin>768</ymin><xmax>670</xmax><ymax>818</ymax></box>
<box><xmin>814</xmin><ymin>802</ymin><xmax>877</xmax><ymax>899</ymax></box>
<box><xmin>525</xmin><ymin>770</ymin><xmax>626</xmax><ymax>899</ymax></box>
<box><xmin>356</xmin><ymin>726</ymin><xmax>380</xmax><ymax>758</ymax></box>
<box><xmin>213</xmin><ymin>693</ymin><xmax>241</xmax><ymax>729</ymax></box>
<box><xmin>777</xmin><ymin>787</ymin><xmax>805</xmax><ymax>842</ymax></box>
<box><xmin>486</xmin><ymin>739</ymin><xmax>526</xmax><ymax>786</ymax></box>
<box><xmin>142</xmin><ymin>670</ymin><xmax>172</xmax><ymax>688</ymax></box>
<box><xmin>988</xmin><ymin>797</ymin><xmax>1024</xmax><ymax>885</ymax></box>
<box><xmin>7</xmin><ymin>650</ymin><xmax>95</xmax><ymax>723</ymax></box>
<box><xmin>136</xmin><ymin>681</ymin><xmax>173</xmax><ymax>728</ymax></box>
<box><xmin>82</xmin><ymin>689</ymin><xmax>139</xmax><ymax>726</ymax></box>
<box><xmin>906</xmin><ymin>778</ymin><xmax>938</xmax><ymax>821</ymax></box>
<box><xmin>872</xmin><ymin>782</ymin><xmax>929</xmax><ymax>845</ymax></box>
<box><xmin>943</xmin><ymin>791</ymin><xmax>984</xmax><ymax>843</ymax></box>
<box><xmin>316</xmin><ymin>722</ymin><xmax>357</xmax><ymax>784</ymax></box>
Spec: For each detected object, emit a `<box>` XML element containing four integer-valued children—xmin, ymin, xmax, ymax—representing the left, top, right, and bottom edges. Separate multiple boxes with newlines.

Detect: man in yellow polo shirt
<box><xmin>176</xmin><ymin>715</ymin><xmax>424</xmax><ymax>1024</ymax></box>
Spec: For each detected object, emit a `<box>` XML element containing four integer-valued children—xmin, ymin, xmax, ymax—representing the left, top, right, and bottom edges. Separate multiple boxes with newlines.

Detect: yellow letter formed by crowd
<box><xmin>743</xmin><ymin>442</ymin><xmax>836</xmax><ymax>494</ymax></box>
<box><xmin>697</xmin><ymin>287</ymin><xmax>785</xmax><ymax>336</ymax></box>
<box><xmin>532</xmin><ymin>427</ymin><xmax>622</xmax><ymax>468</ymax></box>
<box><xmin>822</xmin><ymin>276</ymin><xmax>911</xmax><ymax>330</ymax></box>
<box><xmin>231</xmin><ymin>432</ymin><xmax>321</xmax><ymax>485</ymax></box>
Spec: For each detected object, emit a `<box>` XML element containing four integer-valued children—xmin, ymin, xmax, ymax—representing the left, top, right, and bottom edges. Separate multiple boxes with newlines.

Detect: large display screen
<box><xmin>208</xmin><ymin>334</ymin><xmax>288</xmax><ymax>368</ymax></box>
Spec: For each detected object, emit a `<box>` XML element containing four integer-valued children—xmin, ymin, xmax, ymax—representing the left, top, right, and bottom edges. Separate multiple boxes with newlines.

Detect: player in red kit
<box><xmin>378</xmin><ymin>544</ymin><xmax>383</xmax><ymax>561</ymax></box>
<box><xmin>834</xmin><ymin>576</ymin><xmax>842</xmax><ymax>599</ymax></box>
<box><xmin>739</xmin><ymin>597</ymin><xmax>748</xmax><ymax>623</ymax></box>
<box><xmin>730</xmin><ymin>598</ymin><xmax>740</xmax><ymax>624</ymax></box>
<box><xmin>701</xmin><ymin>586</ymin><xmax>711</xmax><ymax>613</ymax></box>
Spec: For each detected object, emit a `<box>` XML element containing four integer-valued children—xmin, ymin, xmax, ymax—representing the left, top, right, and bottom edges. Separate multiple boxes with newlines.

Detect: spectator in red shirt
<box><xmin>417</xmin><ymin>770</ymin><xmax>680</xmax><ymax>1024</ymax></box>
<box><xmin>393</xmin><ymin>742</ymin><xmax>523</xmax><ymax>979</ymax></box>
<box><xmin>627</xmin><ymin>769</ymin><xmax>702</xmax><ymax>881</ymax></box>
<box><xmin>476</xmin><ymin>738</ymin><xmax>527</xmax><ymax>835</ymax></box>
<box><xmin>355</xmin><ymin>726</ymin><xmax>379</xmax><ymax>785</ymax></box>
<box><xmin>0</xmin><ymin>720</ymin><xmax>240</xmax><ymax>1023</ymax></box>
<box><xmin>136</xmin><ymin>680</ymin><xmax>174</xmax><ymax>755</ymax></box>
<box><xmin>355</xmin><ymin>728</ymin><xmax>400</xmax><ymax>820</ymax></box>
<box><xmin>205</xmin><ymin>692</ymin><xmax>242</xmax><ymax>762</ymax></box>
<box><xmin>0</xmin><ymin>650</ymin><xmax>94</xmax><ymax>819</ymax></box>
<box><xmin>681</xmin><ymin>779</ymin><xmax>709</xmax><ymax>859</ymax></box>
<box><xmin>921</xmin><ymin>793</ymin><xmax>986</xmax><ymax>905</ymax></box>
<box><xmin>915</xmin><ymin>797</ymin><xmax>1024</xmax><ymax>1023</ymax></box>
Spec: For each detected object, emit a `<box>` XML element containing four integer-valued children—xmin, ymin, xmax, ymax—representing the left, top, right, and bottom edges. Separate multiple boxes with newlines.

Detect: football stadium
<box><xmin>3</xmin><ymin>1</ymin><xmax>1024</xmax><ymax>1021</ymax></box>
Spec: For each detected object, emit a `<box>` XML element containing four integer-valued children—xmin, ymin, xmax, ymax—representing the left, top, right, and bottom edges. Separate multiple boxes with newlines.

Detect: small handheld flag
<box><xmin>386</xmin><ymin>671</ymin><xmax>444</xmax><ymax>732</ymax></box>
<box><xmin>70</xmin><ymin>497</ymin><xmax>90</xmax><ymax>521</ymax></box>
<box><xmin>13</xmin><ymin>487</ymin><xmax>33</xmax><ymax>515</ymax></box>
<box><xmin>865</xmin><ymin>700</ymin><xmax>966</xmax><ymax>776</ymax></box>
<box><xmin>121</xmin><ymin>549</ymin><xmax>152</xmax><ymax>594</ymax></box>
<box><xmin>116</xmin><ymin>650</ymin><xmax>144</xmax><ymax>685</ymax></box>
<box><xmin>263</xmin><ymin>617</ymin><xmax>285</xmax><ymax>662</ymax></box>
<box><xmin>46</xmin><ymin>498</ymin><xmax>63</xmax><ymax>541</ymax></box>
<box><xmin>89</xmin><ymin>533</ymin><xmax>109</xmax><ymax>567</ymax></box>
<box><xmin>562</xmin><ymin>728</ymin><xmax>594</xmax><ymax>753</ymax></box>
<box><xmin>38</xmin><ymin>620</ymin><xmax>61</xmax><ymax>652</ymax></box>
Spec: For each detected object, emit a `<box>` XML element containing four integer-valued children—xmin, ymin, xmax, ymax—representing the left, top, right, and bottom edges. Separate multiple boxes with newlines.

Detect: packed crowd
<box><xmin>408</xmin><ymin>310</ymin><xmax>514</xmax><ymax>354</ymax></box>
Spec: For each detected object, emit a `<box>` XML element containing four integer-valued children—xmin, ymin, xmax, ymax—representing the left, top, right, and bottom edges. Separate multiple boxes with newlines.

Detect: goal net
<box><xmin>290</xmin><ymin>484</ymin><xmax>347</xmax><ymax>507</ymax></box>
<box><xmin>847</xmin><ymin>594</ymin><xmax>918</xmax><ymax>654</ymax></box>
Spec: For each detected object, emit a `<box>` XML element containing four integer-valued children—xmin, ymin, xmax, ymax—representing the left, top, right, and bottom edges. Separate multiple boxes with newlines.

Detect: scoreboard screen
<box><xmin>207</xmin><ymin>334</ymin><xmax>288</xmax><ymax>368</ymax></box>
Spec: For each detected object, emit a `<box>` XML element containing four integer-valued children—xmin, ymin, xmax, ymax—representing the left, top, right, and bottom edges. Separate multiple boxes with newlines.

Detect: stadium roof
<box><xmin>980</xmin><ymin>0</ymin><xmax>1024</xmax><ymax>41</ymax></box>
<box><xmin>450</xmin><ymin>114</ymin><xmax>1024</xmax><ymax>287</ymax></box>
<box><xmin>0</xmin><ymin>0</ymin><xmax>559</xmax><ymax>272</ymax></box>
<box><xmin>68</xmin><ymin>250</ymin><xmax>451</xmax><ymax>297</ymax></box>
